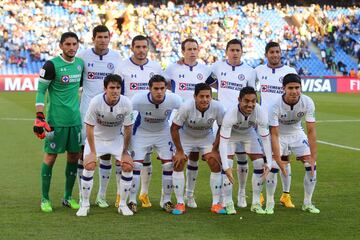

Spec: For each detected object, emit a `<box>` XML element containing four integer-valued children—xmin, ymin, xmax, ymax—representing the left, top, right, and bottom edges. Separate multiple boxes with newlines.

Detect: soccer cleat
<box><xmin>185</xmin><ymin>195</ymin><xmax>198</xmax><ymax>208</ymax></box>
<box><xmin>302</xmin><ymin>204</ymin><xmax>320</xmax><ymax>214</ymax></box>
<box><xmin>95</xmin><ymin>197</ymin><xmax>109</xmax><ymax>208</ymax></box>
<box><xmin>280</xmin><ymin>193</ymin><xmax>295</xmax><ymax>208</ymax></box>
<box><xmin>162</xmin><ymin>201</ymin><xmax>175</xmax><ymax>213</ymax></box>
<box><xmin>127</xmin><ymin>202</ymin><xmax>137</xmax><ymax>213</ymax></box>
<box><xmin>265</xmin><ymin>207</ymin><xmax>274</xmax><ymax>215</ymax></box>
<box><xmin>40</xmin><ymin>199</ymin><xmax>53</xmax><ymax>213</ymax></box>
<box><xmin>139</xmin><ymin>193</ymin><xmax>152</xmax><ymax>208</ymax></box>
<box><xmin>237</xmin><ymin>195</ymin><xmax>247</xmax><ymax>208</ymax></box>
<box><xmin>171</xmin><ymin>203</ymin><xmax>185</xmax><ymax>215</ymax></box>
<box><xmin>76</xmin><ymin>206</ymin><xmax>90</xmax><ymax>217</ymax></box>
<box><xmin>251</xmin><ymin>204</ymin><xmax>266</xmax><ymax>214</ymax></box>
<box><xmin>115</xmin><ymin>194</ymin><xmax>120</xmax><ymax>208</ymax></box>
<box><xmin>225</xmin><ymin>202</ymin><xmax>237</xmax><ymax>215</ymax></box>
<box><xmin>211</xmin><ymin>204</ymin><xmax>227</xmax><ymax>214</ymax></box>
<box><xmin>62</xmin><ymin>198</ymin><xmax>80</xmax><ymax>210</ymax></box>
<box><xmin>260</xmin><ymin>193</ymin><xmax>265</xmax><ymax>207</ymax></box>
<box><xmin>118</xmin><ymin>205</ymin><xmax>134</xmax><ymax>216</ymax></box>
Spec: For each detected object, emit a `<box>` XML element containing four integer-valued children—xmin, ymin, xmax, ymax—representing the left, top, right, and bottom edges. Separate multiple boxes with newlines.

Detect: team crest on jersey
<box><xmin>279</xmin><ymin>77</ymin><xmax>284</xmax><ymax>83</ymax></box>
<box><xmin>238</xmin><ymin>74</ymin><xmax>245</xmax><ymax>81</ymax></box>
<box><xmin>107</xmin><ymin>63</ymin><xmax>114</xmax><ymax>70</ymax></box>
<box><xmin>248</xmin><ymin>121</ymin><xmax>256</xmax><ymax>128</ymax></box>
<box><xmin>220</xmin><ymin>80</ymin><xmax>228</xmax><ymax>88</ymax></box>
<box><xmin>149</xmin><ymin>72</ymin><xmax>155</xmax><ymax>78</ymax></box>
<box><xmin>130</xmin><ymin>83</ymin><xmax>138</xmax><ymax>90</ymax></box>
<box><xmin>297</xmin><ymin>112</ymin><xmax>305</xmax><ymax>118</ymax></box>
<box><xmin>61</xmin><ymin>75</ymin><xmax>70</xmax><ymax>83</ymax></box>
<box><xmin>197</xmin><ymin>73</ymin><xmax>203</xmax><ymax>80</ymax></box>
<box><xmin>77</xmin><ymin>65</ymin><xmax>82</xmax><ymax>71</ymax></box>
<box><xmin>88</xmin><ymin>72</ymin><xmax>95</xmax><ymax>79</ymax></box>
<box><xmin>207</xmin><ymin>118</ymin><xmax>215</xmax><ymax>124</ymax></box>
<box><xmin>261</xmin><ymin>85</ymin><xmax>269</xmax><ymax>92</ymax></box>
<box><xmin>164</xmin><ymin>109</ymin><xmax>172</xmax><ymax>117</ymax></box>
<box><xmin>179</xmin><ymin>82</ymin><xmax>195</xmax><ymax>91</ymax></box>
<box><xmin>116</xmin><ymin>114</ymin><xmax>125</xmax><ymax>121</ymax></box>
<box><xmin>50</xmin><ymin>142</ymin><xmax>56</xmax><ymax>149</ymax></box>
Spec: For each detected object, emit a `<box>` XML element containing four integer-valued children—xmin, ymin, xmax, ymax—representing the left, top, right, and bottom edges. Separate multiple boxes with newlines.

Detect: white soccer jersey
<box><xmin>269</xmin><ymin>94</ymin><xmax>315</xmax><ymax>135</ymax></box>
<box><xmin>220</xmin><ymin>103</ymin><xmax>269</xmax><ymax>138</ymax></box>
<box><xmin>255</xmin><ymin>64</ymin><xmax>297</xmax><ymax>113</ymax></box>
<box><xmin>85</xmin><ymin>93</ymin><xmax>133</xmax><ymax>141</ymax></box>
<box><xmin>211</xmin><ymin>60</ymin><xmax>256</xmax><ymax>110</ymax></box>
<box><xmin>173</xmin><ymin>99</ymin><xmax>225</xmax><ymax>138</ymax></box>
<box><xmin>114</xmin><ymin>58</ymin><xmax>163</xmax><ymax>99</ymax></box>
<box><xmin>78</xmin><ymin>48</ymin><xmax>121</xmax><ymax>116</ymax></box>
<box><xmin>165</xmin><ymin>62</ymin><xmax>212</xmax><ymax>101</ymax></box>
<box><xmin>132</xmin><ymin>92</ymin><xmax>182</xmax><ymax>133</ymax></box>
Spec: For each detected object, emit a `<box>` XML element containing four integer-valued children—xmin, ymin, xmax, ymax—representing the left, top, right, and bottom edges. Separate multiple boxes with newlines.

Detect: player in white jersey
<box><xmin>165</xmin><ymin>38</ymin><xmax>213</xmax><ymax>209</ymax></box>
<box><xmin>219</xmin><ymin>86</ymin><xmax>278</xmax><ymax>214</ymax></box>
<box><xmin>171</xmin><ymin>83</ymin><xmax>226</xmax><ymax>215</ymax></box>
<box><xmin>211</xmin><ymin>39</ymin><xmax>257</xmax><ymax>210</ymax></box>
<box><xmin>76</xmin><ymin>74</ymin><xmax>134</xmax><ymax>217</ymax></box>
<box><xmin>114</xmin><ymin>35</ymin><xmax>163</xmax><ymax>208</ymax></box>
<box><xmin>128</xmin><ymin>75</ymin><xmax>182</xmax><ymax>213</ymax></box>
<box><xmin>255</xmin><ymin>41</ymin><xmax>297</xmax><ymax>209</ymax></box>
<box><xmin>77</xmin><ymin>25</ymin><xmax>122</xmax><ymax>208</ymax></box>
<box><xmin>268</xmin><ymin>73</ymin><xmax>319</xmax><ymax>214</ymax></box>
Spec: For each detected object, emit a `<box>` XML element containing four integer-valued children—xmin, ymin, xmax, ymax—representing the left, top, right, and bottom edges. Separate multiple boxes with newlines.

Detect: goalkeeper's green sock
<box><xmin>64</xmin><ymin>162</ymin><xmax>77</xmax><ymax>200</ymax></box>
<box><xmin>41</xmin><ymin>162</ymin><xmax>53</xmax><ymax>200</ymax></box>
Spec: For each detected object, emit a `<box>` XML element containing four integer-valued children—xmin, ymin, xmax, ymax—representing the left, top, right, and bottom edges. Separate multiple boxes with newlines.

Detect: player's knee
<box><xmin>85</xmin><ymin>162</ymin><xmax>96</xmax><ymax>171</ymax></box>
<box><xmin>121</xmin><ymin>155</ymin><xmax>134</xmax><ymax>172</ymax></box>
<box><xmin>100</xmin><ymin>154</ymin><xmax>111</xmax><ymax>160</ymax></box>
<box><xmin>173</xmin><ymin>158</ymin><xmax>185</xmax><ymax>172</ymax></box>
<box><xmin>189</xmin><ymin>152</ymin><xmax>199</xmax><ymax>161</ymax></box>
<box><xmin>162</xmin><ymin>161</ymin><xmax>173</xmax><ymax>172</ymax></box>
<box><xmin>281</xmin><ymin>156</ymin><xmax>290</xmax><ymax>162</ymax></box>
<box><xmin>133</xmin><ymin>161</ymin><xmax>143</xmax><ymax>176</ymax></box>
<box><xmin>207</xmin><ymin>158</ymin><xmax>221</xmax><ymax>173</ymax></box>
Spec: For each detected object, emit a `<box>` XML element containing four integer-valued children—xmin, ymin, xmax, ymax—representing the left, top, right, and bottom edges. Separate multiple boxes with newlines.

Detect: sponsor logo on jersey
<box><xmin>39</xmin><ymin>69</ymin><xmax>46</xmax><ymax>78</ymax></box>
<box><xmin>179</xmin><ymin>82</ymin><xmax>195</xmax><ymax>91</ymax></box>
<box><xmin>297</xmin><ymin>112</ymin><xmax>305</xmax><ymax>118</ymax></box>
<box><xmin>107</xmin><ymin>63</ymin><xmax>114</xmax><ymax>70</ymax></box>
<box><xmin>279</xmin><ymin>76</ymin><xmax>283</xmax><ymax>83</ymax></box>
<box><xmin>179</xmin><ymin>74</ymin><xmax>185</xmax><ymax>78</ymax></box>
<box><xmin>164</xmin><ymin>109</ymin><xmax>172</xmax><ymax>117</ymax></box>
<box><xmin>260</xmin><ymin>84</ymin><xmax>283</xmax><ymax>94</ymax></box>
<box><xmin>77</xmin><ymin>65</ymin><xmax>82</xmax><ymax>71</ymax></box>
<box><xmin>88</xmin><ymin>63</ymin><xmax>94</xmax><ymax>67</ymax></box>
<box><xmin>220</xmin><ymin>72</ymin><xmax>227</xmax><ymax>76</ymax></box>
<box><xmin>130</xmin><ymin>82</ymin><xmax>148</xmax><ymax>90</ymax></box>
<box><xmin>149</xmin><ymin>72</ymin><xmax>155</xmax><ymax>78</ymax></box>
<box><xmin>50</xmin><ymin>142</ymin><xmax>56</xmax><ymax>149</ymax></box>
<box><xmin>116</xmin><ymin>114</ymin><xmax>125</xmax><ymax>121</ymax></box>
<box><xmin>144</xmin><ymin>117</ymin><xmax>166</xmax><ymax>123</ymax></box>
<box><xmin>131</xmin><ymin>74</ymin><xmax>137</xmax><ymax>78</ymax></box>
<box><xmin>197</xmin><ymin>73</ymin><xmax>203</xmax><ymax>80</ymax></box>
<box><xmin>238</xmin><ymin>74</ymin><xmax>245</xmax><ymax>81</ymax></box>
<box><xmin>220</xmin><ymin>80</ymin><xmax>244</xmax><ymax>90</ymax></box>
<box><xmin>207</xmin><ymin>118</ymin><xmax>215</xmax><ymax>124</ymax></box>
<box><xmin>87</xmin><ymin>72</ymin><xmax>110</xmax><ymax>80</ymax></box>
<box><xmin>61</xmin><ymin>75</ymin><xmax>70</xmax><ymax>83</ymax></box>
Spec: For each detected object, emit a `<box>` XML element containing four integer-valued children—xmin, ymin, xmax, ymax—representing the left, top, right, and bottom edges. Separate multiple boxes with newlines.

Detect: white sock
<box><xmin>120</xmin><ymin>171</ymin><xmax>133</xmax><ymax>207</ymax></box>
<box><xmin>97</xmin><ymin>159</ymin><xmax>111</xmax><ymax>199</ymax></box>
<box><xmin>252</xmin><ymin>158</ymin><xmax>264</xmax><ymax>205</ymax></box>
<box><xmin>77</xmin><ymin>159</ymin><xmax>84</xmax><ymax>200</ymax></box>
<box><xmin>185</xmin><ymin>160</ymin><xmax>198</xmax><ymax>198</ymax></box>
<box><xmin>129</xmin><ymin>162</ymin><xmax>142</xmax><ymax>204</ymax></box>
<box><xmin>222</xmin><ymin>159</ymin><xmax>233</xmax><ymax>205</ymax></box>
<box><xmin>210</xmin><ymin>172</ymin><xmax>222</xmax><ymax>205</ymax></box>
<box><xmin>162</xmin><ymin>162</ymin><xmax>173</xmax><ymax>203</ymax></box>
<box><xmin>266</xmin><ymin>168</ymin><xmax>278</xmax><ymax>209</ymax></box>
<box><xmin>115</xmin><ymin>164</ymin><xmax>122</xmax><ymax>196</ymax></box>
<box><xmin>81</xmin><ymin>169</ymin><xmax>94</xmax><ymax>207</ymax></box>
<box><xmin>304</xmin><ymin>162</ymin><xmax>317</xmax><ymax>205</ymax></box>
<box><xmin>140</xmin><ymin>153</ymin><xmax>152</xmax><ymax>195</ymax></box>
<box><xmin>172</xmin><ymin>171</ymin><xmax>185</xmax><ymax>204</ymax></box>
<box><xmin>236</xmin><ymin>153</ymin><xmax>248</xmax><ymax>197</ymax></box>
<box><xmin>281</xmin><ymin>163</ymin><xmax>291</xmax><ymax>193</ymax></box>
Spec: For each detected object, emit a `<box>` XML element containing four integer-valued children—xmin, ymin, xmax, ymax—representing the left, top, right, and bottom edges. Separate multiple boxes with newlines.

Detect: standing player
<box><xmin>211</xmin><ymin>39</ymin><xmax>256</xmax><ymax>212</ymax></box>
<box><xmin>77</xmin><ymin>25</ymin><xmax>122</xmax><ymax>208</ymax></box>
<box><xmin>219</xmin><ymin>87</ymin><xmax>278</xmax><ymax>214</ymax></box>
<box><xmin>114</xmin><ymin>35</ymin><xmax>164</xmax><ymax>208</ymax></box>
<box><xmin>255</xmin><ymin>41</ymin><xmax>297</xmax><ymax>209</ymax></box>
<box><xmin>76</xmin><ymin>74</ymin><xmax>134</xmax><ymax>216</ymax></box>
<box><xmin>171</xmin><ymin>83</ymin><xmax>226</xmax><ymax>215</ymax></box>
<box><xmin>165</xmin><ymin>38</ymin><xmax>213</xmax><ymax>208</ymax></box>
<box><xmin>128</xmin><ymin>75</ymin><xmax>182</xmax><ymax>213</ymax></box>
<box><xmin>33</xmin><ymin>32</ymin><xmax>84</xmax><ymax>212</ymax></box>
<box><xmin>268</xmin><ymin>73</ymin><xmax>319</xmax><ymax>214</ymax></box>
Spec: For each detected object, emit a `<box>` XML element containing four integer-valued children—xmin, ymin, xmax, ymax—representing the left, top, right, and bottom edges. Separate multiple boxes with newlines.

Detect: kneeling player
<box><xmin>219</xmin><ymin>87</ymin><xmax>283</xmax><ymax>214</ymax></box>
<box><xmin>76</xmin><ymin>74</ymin><xmax>134</xmax><ymax>216</ymax></box>
<box><xmin>127</xmin><ymin>75</ymin><xmax>182</xmax><ymax>213</ymax></box>
<box><xmin>171</xmin><ymin>83</ymin><xmax>226</xmax><ymax>215</ymax></box>
<box><xmin>267</xmin><ymin>73</ymin><xmax>319</xmax><ymax>214</ymax></box>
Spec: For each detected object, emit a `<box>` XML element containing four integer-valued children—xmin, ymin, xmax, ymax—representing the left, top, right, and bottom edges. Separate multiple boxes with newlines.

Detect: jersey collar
<box><xmin>238</xmin><ymin>104</ymin><xmax>250</xmax><ymax>120</ymax></box>
<box><xmin>282</xmin><ymin>94</ymin><xmax>300</xmax><ymax>110</ymax></box>
<box><xmin>184</xmin><ymin>62</ymin><xmax>198</xmax><ymax>71</ymax></box>
<box><xmin>147</xmin><ymin>92</ymin><xmax>166</xmax><ymax>108</ymax></box>
<box><xmin>103</xmin><ymin>93</ymin><xmax>120</xmax><ymax>111</ymax></box>
<box><xmin>92</xmin><ymin>48</ymin><xmax>109</xmax><ymax>60</ymax></box>
<box><xmin>59</xmin><ymin>54</ymin><xmax>75</xmax><ymax>63</ymax></box>
<box><xmin>130</xmin><ymin>57</ymin><xmax>149</xmax><ymax>70</ymax></box>
<box><xmin>266</xmin><ymin>63</ymin><xmax>284</xmax><ymax>74</ymax></box>
<box><xmin>226</xmin><ymin>60</ymin><xmax>243</xmax><ymax>71</ymax></box>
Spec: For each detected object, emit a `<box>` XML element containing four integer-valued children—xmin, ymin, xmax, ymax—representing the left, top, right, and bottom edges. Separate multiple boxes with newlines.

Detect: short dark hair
<box><xmin>181</xmin><ymin>38</ymin><xmax>198</xmax><ymax>51</ymax></box>
<box><xmin>265</xmin><ymin>41</ymin><xmax>280</xmax><ymax>54</ymax></box>
<box><xmin>60</xmin><ymin>32</ymin><xmax>79</xmax><ymax>44</ymax></box>
<box><xmin>226</xmin><ymin>39</ymin><xmax>242</xmax><ymax>51</ymax></box>
<box><xmin>93</xmin><ymin>25</ymin><xmax>110</xmax><ymax>38</ymax></box>
<box><xmin>149</xmin><ymin>74</ymin><xmax>167</xmax><ymax>88</ymax></box>
<box><xmin>194</xmin><ymin>83</ymin><xmax>212</xmax><ymax>96</ymax></box>
<box><xmin>282</xmin><ymin>73</ymin><xmax>301</xmax><ymax>87</ymax></box>
<box><xmin>131</xmin><ymin>35</ymin><xmax>149</xmax><ymax>47</ymax></box>
<box><xmin>104</xmin><ymin>74</ymin><xmax>123</xmax><ymax>88</ymax></box>
<box><xmin>239</xmin><ymin>86</ymin><xmax>257</xmax><ymax>99</ymax></box>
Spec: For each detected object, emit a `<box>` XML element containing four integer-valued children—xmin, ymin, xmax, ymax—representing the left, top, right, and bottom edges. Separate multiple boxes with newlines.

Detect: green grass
<box><xmin>0</xmin><ymin>92</ymin><xmax>359</xmax><ymax>240</ymax></box>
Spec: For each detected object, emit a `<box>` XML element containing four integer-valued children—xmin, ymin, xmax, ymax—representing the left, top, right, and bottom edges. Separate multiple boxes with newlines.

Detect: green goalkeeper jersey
<box><xmin>36</xmin><ymin>55</ymin><xmax>84</xmax><ymax>127</ymax></box>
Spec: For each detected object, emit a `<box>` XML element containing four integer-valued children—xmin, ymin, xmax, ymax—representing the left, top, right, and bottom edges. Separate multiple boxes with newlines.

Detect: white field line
<box><xmin>316</xmin><ymin>119</ymin><xmax>360</xmax><ymax>123</ymax></box>
<box><xmin>317</xmin><ymin>140</ymin><xmax>360</xmax><ymax>151</ymax></box>
<box><xmin>0</xmin><ymin>117</ymin><xmax>33</xmax><ymax>121</ymax></box>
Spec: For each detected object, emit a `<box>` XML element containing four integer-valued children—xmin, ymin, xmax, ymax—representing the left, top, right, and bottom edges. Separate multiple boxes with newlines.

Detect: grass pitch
<box><xmin>0</xmin><ymin>92</ymin><xmax>359</xmax><ymax>240</ymax></box>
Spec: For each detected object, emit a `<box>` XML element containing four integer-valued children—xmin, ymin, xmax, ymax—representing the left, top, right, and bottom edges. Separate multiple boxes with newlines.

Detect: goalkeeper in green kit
<box><xmin>33</xmin><ymin>32</ymin><xmax>84</xmax><ymax>213</ymax></box>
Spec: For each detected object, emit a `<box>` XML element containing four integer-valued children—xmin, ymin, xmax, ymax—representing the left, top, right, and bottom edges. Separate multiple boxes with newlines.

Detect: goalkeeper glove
<box><xmin>33</xmin><ymin>112</ymin><xmax>51</xmax><ymax>139</ymax></box>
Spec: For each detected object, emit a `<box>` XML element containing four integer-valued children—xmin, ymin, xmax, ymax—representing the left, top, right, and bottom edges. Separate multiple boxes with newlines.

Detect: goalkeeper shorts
<box><xmin>44</xmin><ymin>126</ymin><xmax>82</xmax><ymax>154</ymax></box>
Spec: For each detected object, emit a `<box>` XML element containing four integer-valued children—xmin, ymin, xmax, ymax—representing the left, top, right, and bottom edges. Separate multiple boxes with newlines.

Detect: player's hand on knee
<box><xmin>173</xmin><ymin>151</ymin><xmax>187</xmax><ymax>170</ymax></box>
<box><xmin>121</xmin><ymin>153</ymin><xmax>134</xmax><ymax>172</ymax></box>
<box><xmin>203</xmin><ymin>150</ymin><xmax>220</xmax><ymax>162</ymax></box>
<box><xmin>261</xmin><ymin>163</ymin><xmax>270</xmax><ymax>182</ymax></box>
<box><xmin>84</xmin><ymin>152</ymin><xmax>97</xmax><ymax>170</ymax></box>
<box><xmin>33</xmin><ymin>112</ymin><xmax>51</xmax><ymax>139</ymax></box>
<box><xmin>274</xmin><ymin>157</ymin><xmax>287</xmax><ymax>176</ymax></box>
<box><xmin>303</xmin><ymin>157</ymin><xmax>316</xmax><ymax>176</ymax></box>
<box><xmin>224</xmin><ymin>168</ymin><xmax>234</xmax><ymax>184</ymax></box>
